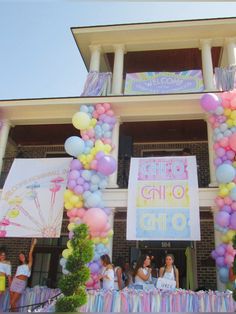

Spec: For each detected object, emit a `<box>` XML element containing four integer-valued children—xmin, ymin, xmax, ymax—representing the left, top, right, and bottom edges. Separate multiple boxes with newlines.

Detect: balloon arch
<box><xmin>60</xmin><ymin>103</ymin><xmax>117</xmax><ymax>289</ymax></box>
<box><xmin>200</xmin><ymin>91</ymin><xmax>236</xmax><ymax>284</ymax></box>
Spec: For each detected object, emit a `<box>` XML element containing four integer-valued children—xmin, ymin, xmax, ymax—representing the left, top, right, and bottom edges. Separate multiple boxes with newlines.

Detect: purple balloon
<box><xmin>216</xmin><ymin>256</ymin><xmax>226</xmax><ymax>267</ymax></box>
<box><xmin>230</xmin><ymin>212</ymin><xmax>236</xmax><ymax>229</ymax></box>
<box><xmin>216</xmin><ymin>147</ymin><xmax>225</xmax><ymax>157</ymax></box>
<box><xmin>103</xmin><ymin>208</ymin><xmax>112</xmax><ymax>215</ymax></box>
<box><xmin>216</xmin><ymin>211</ymin><xmax>230</xmax><ymax>227</ymax></box>
<box><xmin>96</xmin><ymin>151</ymin><xmax>105</xmax><ymax>160</ymax></box>
<box><xmin>74</xmin><ymin>185</ymin><xmax>84</xmax><ymax>195</ymax></box>
<box><xmin>226</xmin><ymin>150</ymin><xmax>235</xmax><ymax>160</ymax></box>
<box><xmin>200</xmin><ymin>93</ymin><xmax>220</xmax><ymax>112</ymax></box>
<box><xmin>216</xmin><ymin>245</ymin><xmax>226</xmax><ymax>256</ymax></box>
<box><xmin>97</xmin><ymin>155</ymin><xmax>117</xmax><ymax>176</ymax></box>
<box><xmin>69</xmin><ymin>231</ymin><xmax>74</xmax><ymax>239</ymax></box>
<box><xmin>70</xmin><ymin>159</ymin><xmax>82</xmax><ymax>170</ymax></box>
<box><xmin>69</xmin><ymin>170</ymin><xmax>80</xmax><ymax>180</ymax></box>
<box><xmin>214</xmin><ymin>157</ymin><xmax>222</xmax><ymax>166</ymax></box>
<box><xmin>67</xmin><ymin>179</ymin><xmax>77</xmax><ymax>190</ymax></box>
<box><xmin>83</xmin><ymin>182</ymin><xmax>90</xmax><ymax>191</ymax></box>
<box><xmin>221</xmin><ymin>205</ymin><xmax>232</xmax><ymax>214</ymax></box>
<box><xmin>211</xmin><ymin>250</ymin><xmax>217</xmax><ymax>259</ymax></box>
<box><xmin>77</xmin><ymin>177</ymin><xmax>85</xmax><ymax>185</ymax></box>
<box><xmin>90</xmin><ymin>262</ymin><xmax>100</xmax><ymax>274</ymax></box>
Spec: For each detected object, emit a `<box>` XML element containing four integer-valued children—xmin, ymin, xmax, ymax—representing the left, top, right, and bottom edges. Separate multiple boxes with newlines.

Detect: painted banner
<box><xmin>124</xmin><ymin>71</ymin><xmax>204</xmax><ymax>95</ymax></box>
<box><xmin>127</xmin><ymin>157</ymin><xmax>200</xmax><ymax>240</ymax></box>
<box><xmin>0</xmin><ymin>158</ymin><xmax>72</xmax><ymax>238</ymax></box>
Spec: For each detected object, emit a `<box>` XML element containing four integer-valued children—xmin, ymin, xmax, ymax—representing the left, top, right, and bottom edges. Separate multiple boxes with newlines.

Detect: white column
<box><xmin>107</xmin><ymin>208</ymin><xmax>115</xmax><ymax>261</ymax></box>
<box><xmin>212</xmin><ymin>208</ymin><xmax>226</xmax><ymax>291</ymax></box>
<box><xmin>200</xmin><ymin>39</ymin><xmax>215</xmax><ymax>91</ymax></box>
<box><xmin>226</xmin><ymin>38</ymin><xmax>236</xmax><ymax>66</ymax></box>
<box><xmin>207</xmin><ymin>120</ymin><xmax>217</xmax><ymax>187</ymax></box>
<box><xmin>108</xmin><ymin>117</ymin><xmax>120</xmax><ymax>188</ymax></box>
<box><xmin>89</xmin><ymin>45</ymin><xmax>101</xmax><ymax>72</ymax></box>
<box><xmin>111</xmin><ymin>44</ymin><xmax>125</xmax><ymax>95</ymax></box>
<box><xmin>0</xmin><ymin>120</ymin><xmax>10</xmax><ymax>174</ymax></box>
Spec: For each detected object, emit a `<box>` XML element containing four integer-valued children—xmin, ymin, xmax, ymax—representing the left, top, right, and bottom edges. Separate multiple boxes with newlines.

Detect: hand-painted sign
<box><xmin>127</xmin><ymin>157</ymin><xmax>200</xmax><ymax>240</ymax></box>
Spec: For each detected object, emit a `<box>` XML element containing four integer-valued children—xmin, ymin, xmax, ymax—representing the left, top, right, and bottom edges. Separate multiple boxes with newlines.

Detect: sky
<box><xmin>0</xmin><ymin>1</ymin><xmax>236</xmax><ymax>100</ymax></box>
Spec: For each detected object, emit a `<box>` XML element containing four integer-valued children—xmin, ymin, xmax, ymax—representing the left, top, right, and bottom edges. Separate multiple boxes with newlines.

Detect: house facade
<box><xmin>0</xmin><ymin>17</ymin><xmax>236</xmax><ymax>290</ymax></box>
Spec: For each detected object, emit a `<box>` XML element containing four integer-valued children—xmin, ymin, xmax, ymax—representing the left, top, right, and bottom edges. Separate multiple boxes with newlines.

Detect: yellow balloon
<box><xmin>90</xmin><ymin>118</ymin><xmax>97</xmax><ymax>127</ymax></box>
<box><xmin>224</xmin><ymin>109</ymin><xmax>231</xmax><ymax>116</ymax></box>
<box><xmin>75</xmin><ymin>201</ymin><xmax>83</xmax><ymax>208</ymax></box>
<box><xmin>67</xmin><ymin>240</ymin><xmax>73</xmax><ymax>249</ymax></box>
<box><xmin>226</xmin><ymin>229</ymin><xmax>236</xmax><ymax>241</ymax></box>
<box><xmin>101</xmin><ymin>238</ymin><xmax>109</xmax><ymax>245</ymax></box>
<box><xmin>218</xmin><ymin>187</ymin><xmax>229</xmax><ymax>197</ymax></box>
<box><xmin>70</xmin><ymin>195</ymin><xmax>80</xmax><ymax>205</ymax></box>
<box><xmin>231</xmin><ymin>111</ymin><xmax>236</xmax><ymax>120</ymax></box>
<box><xmin>7</xmin><ymin>209</ymin><xmax>19</xmax><ymax>218</ymax></box>
<box><xmin>72</xmin><ymin>112</ymin><xmax>91</xmax><ymax>130</ymax></box>
<box><xmin>221</xmin><ymin>234</ymin><xmax>229</xmax><ymax>243</ymax></box>
<box><xmin>68</xmin><ymin>223</ymin><xmax>76</xmax><ymax>231</ymax></box>
<box><xmin>226</xmin><ymin>119</ymin><xmax>234</xmax><ymax>128</ymax></box>
<box><xmin>64</xmin><ymin>189</ymin><xmax>73</xmax><ymax>201</ymax></box>
<box><xmin>62</xmin><ymin>249</ymin><xmax>71</xmax><ymax>259</ymax></box>
<box><xmin>65</xmin><ymin>202</ymin><xmax>73</xmax><ymax>210</ymax></box>
<box><xmin>227</xmin><ymin>182</ymin><xmax>235</xmax><ymax>191</ymax></box>
<box><xmin>92</xmin><ymin>237</ymin><xmax>100</xmax><ymax>244</ymax></box>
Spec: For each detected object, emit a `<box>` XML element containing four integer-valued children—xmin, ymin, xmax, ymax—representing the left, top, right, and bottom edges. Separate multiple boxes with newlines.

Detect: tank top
<box><xmin>162</xmin><ymin>266</ymin><xmax>175</xmax><ymax>281</ymax></box>
<box><xmin>101</xmin><ymin>267</ymin><xmax>114</xmax><ymax>290</ymax></box>
<box><xmin>15</xmin><ymin>264</ymin><xmax>31</xmax><ymax>277</ymax></box>
<box><xmin>114</xmin><ymin>266</ymin><xmax>123</xmax><ymax>290</ymax></box>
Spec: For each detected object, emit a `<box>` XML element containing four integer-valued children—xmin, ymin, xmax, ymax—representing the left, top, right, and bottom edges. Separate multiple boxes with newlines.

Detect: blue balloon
<box><xmin>82</xmin><ymin>170</ymin><xmax>92</xmax><ymax>181</ymax></box>
<box><xmin>64</xmin><ymin>136</ymin><xmax>85</xmax><ymax>157</ymax></box>
<box><xmin>230</xmin><ymin>187</ymin><xmax>236</xmax><ymax>201</ymax></box>
<box><xmin>86</xmin><ymin>193</ymin><xmax>101</xmax><ymax>208</ymax></box>
<box><xmin>216</xmin><ymin>164</ymin><xmax>235</xmax><ymax>184</ymax></box>
<box><xmin>80</xmin><ymin>105</ymin><xmax>89</xmax><ymax>113</ymax></box>
<box><xmin>219</xmin><ymin>267</ymin><xmax>229</xmax><ymax>283</ymax></box>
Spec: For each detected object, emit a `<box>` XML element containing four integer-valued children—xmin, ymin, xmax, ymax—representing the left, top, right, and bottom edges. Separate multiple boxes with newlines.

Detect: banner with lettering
<box><xmin>0</xmin><ymin>158</ymin><xmax>72</xmax><ymax>238</ymax></box>
<box><xmin>124</xmin><ymin>71</ymin><xmax>204</xmax><ymax>95</ymax></box>
<box><xmin>127</xmin><ymin>157</ymin><xmax>200</xmax><ymax>240</ymax></box>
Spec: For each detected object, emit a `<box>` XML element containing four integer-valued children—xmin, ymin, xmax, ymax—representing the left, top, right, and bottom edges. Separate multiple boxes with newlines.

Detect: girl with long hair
<box><xmin>133</xmin><ymin>254</ymin><xmax>152</xmax><ymax>285</ymax></box>
<box><xmin>159</xmin><ymin>254</ymin><xmax>179</xmax><ymax>288</ymax></box>
<box><xmin>98</xmin><ymin>254</ymin><xmax>114</xmax><ymax>290</ymax></box>
<box><xmin>10</xmin><ymin>239</ymin><xmax>37</xmax><ymax>311</ymax></box>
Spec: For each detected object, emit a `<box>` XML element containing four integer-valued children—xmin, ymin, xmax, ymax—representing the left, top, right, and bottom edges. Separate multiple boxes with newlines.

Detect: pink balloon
<box><xmin>83</xmin><ymin>208</ymin><xmax>108</xmax><ymax>232</ymax></box>
<box><xmin>231</xmin><ymin>202</ymin><xmax>236</xmax><ymax>211</ymax></box>
<box><xmin>103</xmin><ymin>103</ymin><xmax>111</xmax><ymax>110</ymax></box>
<box><xmin>76</xmin><ymin>208</ymin><xmax>85</xmax><ymax>218</ymax></box>
<box><xmin>90</xmin><ymin>160</ymin><xmax>98</xmax><ymax>170</ymax></box>
<box><xmin>216</xmin><ymin>147</ymin><xmax>226</xmax><ymax>157</ymax></box>
<box><xmin>97</xmin><ymin>155</ymin><xmax>117</xmax><ymax>176</ymax></box>
<box><xmin>215</xmin><ymin>197</ymin><xmax>224</xmax><ymax>207</ymax></box>
<box><xmin>219</xmin><ymin>138</ymin><xmax>229</xmax><ymax>148</ymax></box>
<box><xmin>224</xmin><ymin>197</ymin><xmax>232</xmax><ymax>206</ymax></box>
<box><xmin>100</xmin><ymin>231</ymin><xmax>108</xmax><ymax>238</ymax></box>
<box><xmin>229</xmin><ymin>133</ymin><xmax>236</xmax><ymax>152</ymax></box>
<box><xmin>231</xmin><ymin>98</ymin><xmax>236</xmax><ymax>109</ymax></box>
<box><xmin>225</xmin><ymin>254</ymin><xmax>234</xmax><ymax>266</ymax></box>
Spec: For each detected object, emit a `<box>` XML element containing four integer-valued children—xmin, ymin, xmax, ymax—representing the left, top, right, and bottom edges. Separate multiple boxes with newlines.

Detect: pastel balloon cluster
<box><xmin>61</xmin><ymin>103</ymin><xmax>117</xmax><ymax>289</ymax></box>
<box><xmin>200</xmin><ymin>91</ymin><xmax>236</xmax><ymax>283</ymax></box>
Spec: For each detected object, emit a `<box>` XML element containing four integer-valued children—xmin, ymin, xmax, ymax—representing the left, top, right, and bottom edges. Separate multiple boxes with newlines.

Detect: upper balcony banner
<box><xmin>124</xmin><ymin>70</ymin><xmax>204</xmax><ymax>95</ymax></box>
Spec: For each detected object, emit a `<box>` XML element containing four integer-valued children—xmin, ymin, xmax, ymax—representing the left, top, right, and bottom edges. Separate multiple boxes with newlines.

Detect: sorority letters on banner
<box><xmin>127</xmin><ymin>157</ymin><xmax>200</xmax><ymax>241</ymax></box>
<box><xmin>124</xmin><ymin>71</ymin><xmax>204</xmax><ymax>95</ymax></box>
<box><xmin>0</xmin><ymin>158</ymin><xmax>72</xmax><ymax>238</ymax></box>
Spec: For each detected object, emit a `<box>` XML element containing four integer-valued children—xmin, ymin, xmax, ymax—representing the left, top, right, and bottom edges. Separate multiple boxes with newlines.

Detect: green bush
<box><xmin>56</xmin><ymin>224</ymin><xmax>94</xmax><ymax>312</ymax></box>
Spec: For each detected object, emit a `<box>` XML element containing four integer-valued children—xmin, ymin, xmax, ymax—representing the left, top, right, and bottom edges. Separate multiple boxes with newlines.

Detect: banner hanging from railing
<box><xmin>124</xmin><ymin>70</ymin><xmax>204</xmax><ymax>95</ymax></box>
<box><xmin>127</xmin><ymin>156</ymin><xmax>200</xmax><ymax>240</ymax></box>
<box><xmin>0</xmin><ymin>158</ymin><xmax>72</xmax><ymax>238</ymax></box>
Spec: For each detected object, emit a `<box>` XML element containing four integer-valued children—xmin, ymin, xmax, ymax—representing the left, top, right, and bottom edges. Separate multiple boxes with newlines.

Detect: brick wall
<box><xmin>196</xmin><ymin>218</ymin><xmax>217</xmax><ymax>290</ymax></box>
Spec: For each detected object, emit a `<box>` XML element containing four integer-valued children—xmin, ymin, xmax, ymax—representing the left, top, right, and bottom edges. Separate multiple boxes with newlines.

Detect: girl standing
<box><xmin>133</xmin><ymin>255</ymin><xmax>153</xmax><ymax>286</ymax></box>
<box><xmin>10</xmin><ymin>239</ymin><xmax>37</xmax><ymax>311</ymax></box>
<box><xmin>98</xmin><ymin>254</ymin><xmax>114</xmax><ymax>290</ymax></box>
<box><xmin>159</xmin><ymin>254</ymin><xmax>179</xmax><ymax>288</ymax></box>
